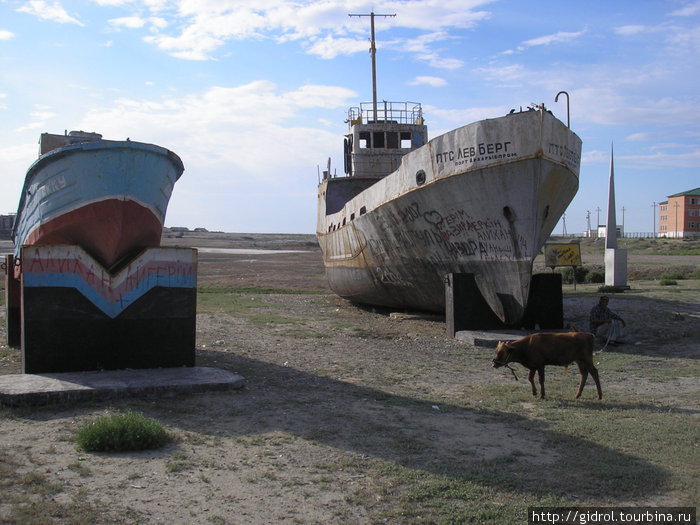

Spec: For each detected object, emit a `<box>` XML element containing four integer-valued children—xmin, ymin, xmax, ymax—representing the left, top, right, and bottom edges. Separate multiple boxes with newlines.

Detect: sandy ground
<box><xmin>1</xmin><ymin>233</ymin><xmax>698</xmax><ymax>523</ymax></box>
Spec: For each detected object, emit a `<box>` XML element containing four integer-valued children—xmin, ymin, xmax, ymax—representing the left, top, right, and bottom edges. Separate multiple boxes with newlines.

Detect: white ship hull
<box><xmin>317</xmin><ymin>109</ymin><xmax>581</xmax><ymax>324</ymax></box>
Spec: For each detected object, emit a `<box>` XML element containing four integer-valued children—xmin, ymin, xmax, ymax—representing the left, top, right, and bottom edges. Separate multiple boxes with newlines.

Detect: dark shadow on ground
<box><xmin>11</xmin><ymin>349</ymin><xmax>669</xmax><ymax>504</ymax></box>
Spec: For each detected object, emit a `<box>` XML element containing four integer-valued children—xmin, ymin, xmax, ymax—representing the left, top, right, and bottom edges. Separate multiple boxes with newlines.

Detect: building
<box><xmin>658</xmin><ymin>188</ymin><xmax>700</xmax><ymax>238</ymax></box>
<box><xmin>0</xmin><ymin>213</ymin><xmax>16</xmax><ymax>239</ymax></box>
<box><xmin>596</xmin><ymin>225</ymin><xmax>622</xmax><ymax>238</ymax></box>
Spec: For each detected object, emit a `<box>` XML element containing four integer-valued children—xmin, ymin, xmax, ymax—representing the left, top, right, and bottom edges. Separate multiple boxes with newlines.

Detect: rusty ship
<box><xmin>315</xmin><ymin>14</ymin><xmax>581</xmax><ymax>325</ymax></box>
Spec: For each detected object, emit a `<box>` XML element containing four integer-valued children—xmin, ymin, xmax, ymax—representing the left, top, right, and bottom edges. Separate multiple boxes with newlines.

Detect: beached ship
<box><xmin>12</xmin><ymin>131</ymin><xmax>184</xmax><ymax>270</ymax></box>
<box><xmin>316</xmin><ymin>15</ymin><xmax>581</xmax><ymax>325</ymax></box>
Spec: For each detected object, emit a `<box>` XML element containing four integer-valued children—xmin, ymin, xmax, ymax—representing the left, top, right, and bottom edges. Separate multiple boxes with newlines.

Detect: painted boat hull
<box><xmin>317</xmin><ymin>109</ymin><xmax>581</xmax><ymax>324</ymax></box>
<box><xmin>13</xmin><ymin>140</ymin><xmax>184</xmax><ymax>269</ymax></box>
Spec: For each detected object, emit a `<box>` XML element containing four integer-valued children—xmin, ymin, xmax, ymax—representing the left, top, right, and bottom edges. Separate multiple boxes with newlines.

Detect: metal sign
<box><xmin>544</xmin><ymin>241</ymin><xmax>582</xmax><ymax>268</ymax></box>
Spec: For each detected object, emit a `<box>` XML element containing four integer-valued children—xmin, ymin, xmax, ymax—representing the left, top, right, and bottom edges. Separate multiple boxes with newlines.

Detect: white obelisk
<box><xmin>605</xmin><ymin>143</ymin><xmax>628</xmax><ymax>287</ymax></box>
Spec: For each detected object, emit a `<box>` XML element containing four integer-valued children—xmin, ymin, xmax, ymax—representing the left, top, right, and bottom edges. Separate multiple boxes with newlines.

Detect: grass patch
<box><xmin>659</xmin><ymin>278</ymin><xmax>678</xmax><ymax>286</ymax></box>
<box><xmin>197</xmin><ymin>290</ymin><xmax>268</xmax><ymax>315</ymax></box>
<box><xmin>75</xmin><ymin>410</ymin><xmax>170</xmax><ymax>452</ymax></box>
<box><xmin>198</xmin><ymin>285</ymin><xmax>320</xmax><ymax>295</ymax></box>
<box><xmin>597</xmin><ymin>285</ymin><xmax>628</xmax><ymax>293</ymax></box>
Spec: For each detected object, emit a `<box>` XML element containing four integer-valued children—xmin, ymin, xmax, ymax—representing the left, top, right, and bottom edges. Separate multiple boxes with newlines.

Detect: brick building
<box><xmin>658</xmin><ymin>188</ymin><xmax>700</xmax><ymax>238</ymax></box>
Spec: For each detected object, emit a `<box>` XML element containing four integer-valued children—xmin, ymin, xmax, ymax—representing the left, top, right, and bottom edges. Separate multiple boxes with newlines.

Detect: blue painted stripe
<box><xmin>23</xmin><ymin>271</ymin><xmax>196</xmax><ymax>319</ymax></box>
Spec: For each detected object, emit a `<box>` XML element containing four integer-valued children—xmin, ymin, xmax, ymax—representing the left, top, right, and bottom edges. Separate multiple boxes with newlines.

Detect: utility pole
<box><xmin>562</xmin><ymin>212</ymin><xmax>567</xmax><ymax>236</ymax></box>
<box><xmin>596</xmin><ymin>206</ymin><xmax>601</xmax><ymax>228</ymax></box>
<box><xmin>621</xmin><ymin>206</ymin><xmax>625</xmax><ymax>237</ymax></box>
<box><xmin>349</xmin><ymin>11</ymin><xmax>396</xmax><ymax>122</ymax></box>
<box><xmin>651</xmin><ymin>201</ymin><xmax>656</xmax><ymax>238</ymax></box>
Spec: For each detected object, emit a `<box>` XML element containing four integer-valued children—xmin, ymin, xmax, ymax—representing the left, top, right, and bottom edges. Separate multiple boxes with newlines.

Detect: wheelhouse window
<box><xmin>373</xmin><ymin>131</ymin><xmax>385</xmax><ymax>148</ymax></box>
<box><xmin>359</xmin><ymin>132</ymin><xmax>370</xmax><ymax>149</ymax></box>
<box><xmin>386</xmin><ymin>132</ymin><xmax>398</xmax><ymax>149</ymax></box>
<box><xmin>401</xmin><ymin>132</ymin><xmax>412</xmax><ymax>148</ymax></box>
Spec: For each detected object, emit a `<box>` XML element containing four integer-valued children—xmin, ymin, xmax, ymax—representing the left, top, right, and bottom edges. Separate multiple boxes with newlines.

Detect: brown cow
<box><xmin>492</xmin><ymin>332</ymin><xmax>602</xmax><ymax>399</ymax></box>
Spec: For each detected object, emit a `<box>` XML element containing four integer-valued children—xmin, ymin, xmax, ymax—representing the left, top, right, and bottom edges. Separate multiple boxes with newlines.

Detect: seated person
<box><xmin>589</xmin><ymin>295</ymin><xmax>626</xmax><ymax>345</ymax></box>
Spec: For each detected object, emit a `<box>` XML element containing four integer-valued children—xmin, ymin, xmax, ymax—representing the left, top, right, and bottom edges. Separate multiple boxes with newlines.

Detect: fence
<box><xmin>551</xmin><ymin>232</ymin><xmax>658</xmax><ymax>239</ymax></box>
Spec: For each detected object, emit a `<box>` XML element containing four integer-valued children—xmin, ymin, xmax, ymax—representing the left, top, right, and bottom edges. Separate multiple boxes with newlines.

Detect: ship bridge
<box><xmin>344</xmin><ymin>101</ymin><xmax>427</xmax><ymax>178</ymax></box>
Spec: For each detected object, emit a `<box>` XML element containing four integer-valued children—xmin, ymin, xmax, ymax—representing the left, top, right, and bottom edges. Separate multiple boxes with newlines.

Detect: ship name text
<box><xmin>435</xmin><ymin>141</ymin><xmax>516</xmax><ymax>166</ymax></box>
<box><xmin>547</xmin><ymin>142</ymin><xmax>581</xmax><ymax>169</ymax></box>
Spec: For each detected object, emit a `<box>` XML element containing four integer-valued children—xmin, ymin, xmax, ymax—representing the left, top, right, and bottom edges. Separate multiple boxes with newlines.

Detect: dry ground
<box><xmin>0</xmin><ymin>233</ymin><xmax>698</xmax><ymax>523</ymax></box>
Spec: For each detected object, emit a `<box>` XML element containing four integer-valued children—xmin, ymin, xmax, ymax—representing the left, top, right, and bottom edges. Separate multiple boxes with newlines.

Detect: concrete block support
<box><xmin>20</xmin><ymin>245</ymin><xmax>197</xmax><ymax>374</ymax></box>
<box><xmin>446</xmin><ymin>272</ymin><xmax>563</xmax><ymax>337</ymax></box>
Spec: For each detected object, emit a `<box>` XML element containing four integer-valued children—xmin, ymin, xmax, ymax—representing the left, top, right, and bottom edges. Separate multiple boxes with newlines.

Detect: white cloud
<box><xmin>63</xmin><ymin>81</ymin><xmax>355</xmax><ymax>231</ymax></box>
<box><xmin>410</xmin><ymin>76</ymin><xmax>446</xmax><ymax>87</ymax></box>
<box><xmin>16</xmin><ymin>0</ymin><xmax>84</xmax><ymax>26</ymax></box>
<box><xmin>0</xmin><ymin>30</ymin><xmax>15</xmax><ymax>40</ymax></box>
<box><xmin>108</xmin><ymin>0</ymin><xmax>492</xmax><ymax>67</ymax></box>
<box><xmin>397</xmin><ymin>31</ymin><xmax>464</xmax><ymax>69</ymax></box>
<box><xmin>110</xmin><ymin>16</ymin><xmax>147</xmax><ymax>29</ymax></box>
<box><xmin>615</xmin><ymin>25</ymin><xmax>647</xmax><ymax>36</ymax></box>
<box><xmin>89</xmin><ymin>0</ymin><xmax>132</xmax><ymax>5</ymax></box>
<box><xmin>305</xmin><ymin>35</ymin><xmax>367</xmax><ymax>59</ymax></box>
<box><xmin>426</xmin><ymin>104</ymin><xmax>510</xmax><ymax>132</ymax></box>
<box><xmin>569</xmin><ymin>87</ymin><xmax>700</xmax><ymax>128</ymax></box>
<box><xmin>474</xmin><ymin>64</ymin><xmax>527</xmax><ymax>85</ymax></box>
<box><xmin>75</xmin><ymin>81</ymin><xmax>354</xmax><ymax>175</ymax></box>
<box><xmin>520</xmin><ymin>29</ymin><xmax>586</xmax><ymax>49</ymax></box>
<box><xmin>670</xmin><ymin>1</ymin><xmax>700</xmax><ymax>17</ymax></box>
<box><xmin>16</xmin><ymin>106</ymin><xmax>58</xmax><ymax>132</ymax></box>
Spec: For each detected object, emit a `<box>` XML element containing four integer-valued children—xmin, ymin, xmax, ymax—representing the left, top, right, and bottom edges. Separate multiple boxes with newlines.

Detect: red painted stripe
<box><xmin>24</xmin><ymin>199</ymin><xmax>163</xmax><ymax>268</ymax></box>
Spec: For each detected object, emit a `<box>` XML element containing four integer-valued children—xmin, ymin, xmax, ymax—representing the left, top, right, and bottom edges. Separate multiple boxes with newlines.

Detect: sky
<box><xmin>0</xmin><ymin>0</ymin><xmax>698</xmax><ymax>235</ymax></box>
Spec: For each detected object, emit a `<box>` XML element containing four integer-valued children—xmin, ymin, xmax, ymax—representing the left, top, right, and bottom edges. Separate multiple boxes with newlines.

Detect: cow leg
<box><xmin>537</xmin><ymin>367</ymin><xmax>546</xmax><ymax>399</ymax></box>
<box><xmin>528</xmin><ymin>369</ymin><xmax>537</xmax><ymax>396</ymax></box>
<box><xmin>576</xmin><ymin>361</ymin><xmax>603</xmax><ymax>399</ymax></box>
<box><xmin>575</xmin><ymin>367</ymin><xmax>589</xmax><ymax>399</ymax></box>
<box><xmin>590</xmin><ymin>365</ymin><xmax>603</xmax><ymax>399</ymax></box>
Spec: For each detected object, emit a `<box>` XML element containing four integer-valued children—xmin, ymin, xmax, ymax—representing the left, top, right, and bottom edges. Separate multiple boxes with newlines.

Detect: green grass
<box><xmin>75</xmin><ymin>410</ymin><xmax>170</xmax><ymax>452</ymax></box>
<box><xmin>198</xmin><ymin>285</ymin><xmax>321</xmax><ymax>296</ymax></box>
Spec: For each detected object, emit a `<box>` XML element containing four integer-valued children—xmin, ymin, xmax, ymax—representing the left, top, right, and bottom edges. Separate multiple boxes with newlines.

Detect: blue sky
<box><xmin>1</xmin><ymin>0</ymin><xmax>698</xmax><ymax>234</ymax></box>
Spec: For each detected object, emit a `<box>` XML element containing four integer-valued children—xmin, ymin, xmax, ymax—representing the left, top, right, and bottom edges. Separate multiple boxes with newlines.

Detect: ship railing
<box><xmin>348</xmin><ymin>101</ymin><xmax>423</xmax><ymax>126</ymax></box>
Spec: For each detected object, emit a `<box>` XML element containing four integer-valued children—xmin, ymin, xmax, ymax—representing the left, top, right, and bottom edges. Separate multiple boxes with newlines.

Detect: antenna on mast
<box><xmin>349</xmin><ymin>11</ymin><xmax>396</xmax><ymax>122</ymax></box>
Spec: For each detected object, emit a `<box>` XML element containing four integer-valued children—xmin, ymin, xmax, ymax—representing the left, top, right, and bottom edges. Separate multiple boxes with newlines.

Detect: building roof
<box><xmin>667</xmin><ymin>187</ymin><xmax>700</xmax><ymax>198</ymax></box>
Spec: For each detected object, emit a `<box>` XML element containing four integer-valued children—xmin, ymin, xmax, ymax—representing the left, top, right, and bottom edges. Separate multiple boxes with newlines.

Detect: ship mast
<box><xmin>349</xmin><ymin>11</ymin><xmax>396</xmax><ymax>122</ymax></box>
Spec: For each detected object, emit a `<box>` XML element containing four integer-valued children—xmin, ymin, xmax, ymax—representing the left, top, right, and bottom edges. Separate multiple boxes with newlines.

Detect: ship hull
<box><xmin>317</xmin><ymin>109</ymin><xmax>581</xmax><ymax>324</ymax></box>
<box><xmin>13</xmin><ymin>140</ymin><xmax>183</xmax><ymax>269</ymax></box>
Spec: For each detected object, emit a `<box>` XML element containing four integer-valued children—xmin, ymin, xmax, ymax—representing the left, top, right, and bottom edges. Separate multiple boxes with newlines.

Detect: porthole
<box><xmin>416</xmin><ymin>170</ymin><xmax>426</xmax><ymax>186</ymax></box>
<box><xmin>503</xmin><ymin>206</ymin><xmax>515</xmax><ymax>222</ymax></box>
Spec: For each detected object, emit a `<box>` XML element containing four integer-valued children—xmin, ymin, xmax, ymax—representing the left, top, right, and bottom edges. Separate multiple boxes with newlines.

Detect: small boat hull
<box><xmin>13</xmin><ymin>138</ymin><xmax>183</xmax><ymax>269</ymax></box>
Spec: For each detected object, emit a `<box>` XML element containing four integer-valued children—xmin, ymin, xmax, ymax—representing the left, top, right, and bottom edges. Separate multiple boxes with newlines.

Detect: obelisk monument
<box><xmin>605</xmin><ymin>144</ymin><xmax>628</xmax><ymax>287</ymax></box>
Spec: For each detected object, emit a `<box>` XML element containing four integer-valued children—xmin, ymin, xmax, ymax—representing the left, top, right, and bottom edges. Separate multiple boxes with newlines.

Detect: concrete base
<box><xmin>455</xmin><ymin>329</ymin><xmax>528</xmax><ymax>348</ymax></box>
<box><xmin>0</xmin><ymin>366</ymin><xmax>245</xmax><ymax>406</ymax></box>
<box><xmin>455</xmin><ymin>327</ymin><xmax>573</xmax><ymax>348</ymax></box>
<box><xmin>605</xmin><ymin>248</ymin><xmax>628</xmax><ymax>287</ymax></box>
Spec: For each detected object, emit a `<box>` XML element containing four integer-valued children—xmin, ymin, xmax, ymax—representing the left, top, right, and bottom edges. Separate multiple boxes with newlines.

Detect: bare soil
<box><xmin>0</xmin><ymin>233</ymin><xmax>698</xmax><ymax>523</ymax></box>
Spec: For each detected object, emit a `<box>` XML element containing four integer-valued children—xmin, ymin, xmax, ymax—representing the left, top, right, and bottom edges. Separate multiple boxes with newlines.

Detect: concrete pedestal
<box><xmin>20</xmin><ymin>245</ymin><xmax>198</xmax><ymax>374</ymax></box>
<box><xmin>605</xmin><ymin>248</ymin><xmax>628</xmax><ymax>287</ymax></box>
